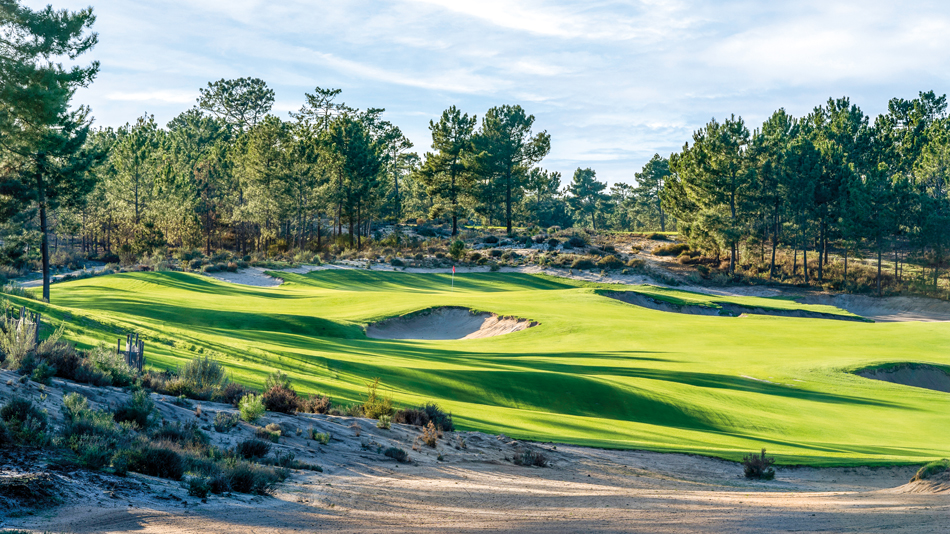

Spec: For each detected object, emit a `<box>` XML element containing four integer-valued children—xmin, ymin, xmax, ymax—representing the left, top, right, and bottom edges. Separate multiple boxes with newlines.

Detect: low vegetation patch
<box><xmin>393</xmin><ymin>403</ymin><xmax>454</xmax><ymax>431</ymax></box>
<box><xmin>652</xmin><ymin>243</ymin><xmax>689</xmax><ymax>256</ymax></box>
<box><xmin>742</xmin><ymin>449</ymin><xmax>776</xmax><ymax>480</ymax></box>
<box><xmin>912</xmin><ymin>459</ymin><xmax>950</xmax><ymax>481</ymax></box>
<box><xmin>384</xmin><ymin>446</ymin><xmax>409</xmax><ymax>462</ymax></box>
<box><xmin>512</xmin><ymin>449</ymin><xmax>548</xmax><ymax>467</ymax></box>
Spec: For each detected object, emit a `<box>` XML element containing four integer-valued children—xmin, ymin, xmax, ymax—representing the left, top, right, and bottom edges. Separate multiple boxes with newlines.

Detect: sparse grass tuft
<box><xmin>913</xmin><ymin>459</ymin><xmax>950</xmax><ymax>481</ymax></box>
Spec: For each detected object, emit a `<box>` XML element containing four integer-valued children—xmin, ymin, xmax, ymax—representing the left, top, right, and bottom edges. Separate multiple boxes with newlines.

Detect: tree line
<box><xmin>2</xmin><ymin>1</ymin><xmax>948</xmax><ymax>300</ymax></box>
<box><xmin>664</xmin><ymin>93</ymin><xmax>950</xmax><ymax>294</ymax></box>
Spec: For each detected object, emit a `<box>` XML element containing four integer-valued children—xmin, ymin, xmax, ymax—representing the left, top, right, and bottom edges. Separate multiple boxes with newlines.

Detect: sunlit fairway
<box><xmin>12</xmin><ymin>270</ymin><xmax>950</xmax><ymax>466</ymax></box>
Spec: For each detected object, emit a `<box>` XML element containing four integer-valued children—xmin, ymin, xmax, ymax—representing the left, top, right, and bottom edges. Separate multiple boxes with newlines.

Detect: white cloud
<box><xmin>104</xmin><ymin>90</ymin><xmax>196</xmax><ymax>104</ymax></box>
<box><xmin>21</xmin><ymin>0</ymin><xmax>950</xmax><ymax>185</ymax></box>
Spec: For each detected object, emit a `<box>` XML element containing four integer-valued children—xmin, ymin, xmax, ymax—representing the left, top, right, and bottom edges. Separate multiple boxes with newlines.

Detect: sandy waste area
<box><xmin>1</xmin><ymin>369</ymin><xmax>948</xmax><ymax>534</ymax></box>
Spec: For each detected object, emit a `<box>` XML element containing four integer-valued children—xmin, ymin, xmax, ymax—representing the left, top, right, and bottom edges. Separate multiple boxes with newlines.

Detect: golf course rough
<box><xmin>15</xmin><ymin>270</ymin><xmax>950</xmax><ymax>467</ymax></box>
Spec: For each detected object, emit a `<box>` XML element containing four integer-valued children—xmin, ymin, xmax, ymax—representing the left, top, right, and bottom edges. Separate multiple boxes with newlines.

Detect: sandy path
<box><xmin>15</xmin><ymin>451</ymin><xmax>946</xmax><ymax>534</ymax></box>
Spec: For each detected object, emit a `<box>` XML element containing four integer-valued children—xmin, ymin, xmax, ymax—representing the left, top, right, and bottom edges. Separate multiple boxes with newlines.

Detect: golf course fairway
<box><xmin>13</xmin><ymin>270</ymin><xmax>950</xmax><ymax>466</ymax></box>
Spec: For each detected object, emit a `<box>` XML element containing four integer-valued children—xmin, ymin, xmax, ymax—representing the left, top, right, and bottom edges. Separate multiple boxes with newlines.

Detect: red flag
<box><xmin>452</xmin><ymin>266</ymin><xmax>456</xmax><ymax>274</ymax></box>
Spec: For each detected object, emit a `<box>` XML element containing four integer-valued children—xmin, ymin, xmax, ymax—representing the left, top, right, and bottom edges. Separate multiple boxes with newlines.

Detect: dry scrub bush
<box><xmin>513</xmin><ymin>449</ymin><xmax>548</xmax><ymax>467</ymax></box>
<box><xmin>394</xmin><ymin>403</ymin><xmax>454</xmax><ymax>431</ymax></box>
<box><xmin>421</xmin><ymin>421</ymin><xmax>440</xmax><ymax>447</ymax></box>
<box><xmin>742</xmin><ymin>448</ymin><xmax>775</xmax><ymax>480</ymax></box>
<box><xmin>262</xmin><ymin>385</ymin><xmax>299</xmax><ymax>414</ymax></box>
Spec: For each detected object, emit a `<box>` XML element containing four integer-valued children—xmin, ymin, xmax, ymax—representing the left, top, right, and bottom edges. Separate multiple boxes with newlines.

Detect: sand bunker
<box><xmin>606</xmin><ymin>292</ymin><xmax>861</xmax><ymax>321</ymax></box>
<box><xmin>365</xmin><ymin>307</ymin><xmax>537</xmax><ymax>340</ymax></box>
<box><xmin>606</xmin><ymin>292</ymin><xmax>725</xmax><ymax>316</ymax></box>
<box><xmin>857</xmin><ymin>363</ymin><xmax>950</xmax><ymax>393</ymax></box>
<box><xmin>796</xmin><ymin>294</ymin><xmax>950</xmax><ymax>322</ymax></box>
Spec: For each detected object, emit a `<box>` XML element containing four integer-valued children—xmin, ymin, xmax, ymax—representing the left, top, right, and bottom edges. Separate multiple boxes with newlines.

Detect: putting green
<box><xmin>13</xmin><ymin>270</ymin><xmax>950</xmax><ymax>466</ymax></box>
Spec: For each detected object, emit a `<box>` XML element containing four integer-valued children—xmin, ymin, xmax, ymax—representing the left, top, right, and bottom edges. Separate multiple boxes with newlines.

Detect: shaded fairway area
<box><xmin>13</xmin><ymin>270</ymin><xmax>950</xmax><ymax>466</ymax></box>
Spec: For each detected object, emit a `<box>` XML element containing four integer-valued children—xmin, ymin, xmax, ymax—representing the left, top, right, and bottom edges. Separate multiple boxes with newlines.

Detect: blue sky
<box><xmin>25</xmin><ymin>0</ymin><xmax>950</xmax><ymax>185</ymax></box>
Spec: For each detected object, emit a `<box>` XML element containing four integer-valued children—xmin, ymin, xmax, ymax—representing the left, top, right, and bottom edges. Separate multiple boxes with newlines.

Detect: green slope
<box><xmin>12</xmin><ymin>270</ymin><xmax>950</xmax><ymax>466</ymax></box>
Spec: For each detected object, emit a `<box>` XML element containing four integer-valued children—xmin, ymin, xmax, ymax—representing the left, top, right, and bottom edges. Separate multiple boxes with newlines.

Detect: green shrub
<box><xmin>113</xmin><ymin>390</ymin><xmax>156</xmax><ymax>429</ymax></box>
<box><xmin>653</xmin><ymin>243</ymin><xmax>689</xmax><ymax>256</ymax></box>
<box><xmin>187</xmin><ymin>477</ymin><xmax>211</xmax><ymax>498</ymax></box>
<box><xmin>213</xmin><ymin>411</ymin><xmax>239</xmax><ymax>433</ymax></box>
<box><xmin>239</xmin><ymin>394</ymin><xmax>266</xmax><ymax>422</ymax></box>
<box><xmin>567</xmin><ymin>235</ymin><xmax>586</xmax><ymax>248</ymax></box>
<box><xmin>256</xmin><ymin>423</ymin><xmax>281</xmax><ymax>443</ymax></box>
<box><xmin>596</xmin><ymin>255</ymin><xmax>623</xmax><ymax>269</ymax></box>
<box><xmin>644</xmin><ymin>232</ymin><xmax>668</xmax><ymax>241</ymax></box>
<box><xmin>376</xmin><ymin>415</ymin><xmax>391</xmax><ymax>429</ymax></box>
<box><xmin>390</xmin><ymin>258</ymin><xmax>405</xmax><ymax>267</ymax></box>
<box><xmin>0</xmin><ymin>420</ymin><xmax>11</xmax><ymax>447</ymax></box>
<box><xmin>0</xmin><ymin>396</ymin><xmax>48</xmax><ymax>445</ymax></box>
<box><xmin>0</xmin><ymin>315</ymin><xmax>36</xmax><ymax>368</ymax></box>
<box><xmin>179</xmin><ymin>356</ymin><xmax>227</xmax><ymax>398</ymax></box>
<box><xmin>448</xmin><ymin>239</ymin><xmax>465</xmax><ymax>260</ymax></box>
<box><xmin>86</xmin><ymin>345</ymin><xmax>136</xmax><ymax>386</ymax></box>
<box><xmin>222</xmin><ymin>462</ymin><xmax>287</xmax><ymax>495</ymax></box>
<box><xmin>265</xmin><ymin>370</ymin><xmax>292</xmax><ymax>390</ymax></box>
<box><xmin>384</xmin><ymin>447</ymin><xmax>409</xmax><ymax>462</ymax></box>
<box><xmin>129</xmin><ymin>445</ymin><xmax>186</xmax><ymax>480</ymax></box>
<box><xmin>30</xmin><ymin>361</ymin><xmax>55</xmax><ymax>385</ymax></box>
<box><xmin>235</xmin><ymin>438</ymin><xmax>271</xmax><ymax>459</ymax></box>
<box><xmin>152</xmin><ymin>420</ymin><xmax>209</xmax><ymax>447</ymax></box>
<box><xmin>309</xmin><ymin>430</ymin><xmax>330</xmax><ymax>445</ymax></box>
<box><xmin>742</xmin><ymin>448</ymin><xmax>775</xmax><ymax>480</ymax></box>
<box><xmin>570</xmin><ymin>257</ymin><xmax>595</xmax><ymax>270</ymax></box>
<box><xmin>362</xmin><ymin>378</ymin><xmax>394</xmax><ymax>419</ymax></box>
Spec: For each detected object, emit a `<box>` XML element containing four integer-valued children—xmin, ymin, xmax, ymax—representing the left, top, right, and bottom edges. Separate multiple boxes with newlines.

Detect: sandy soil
<box><xmin>857</xmin><ymin>364</ymin><xmax>950</xmax><ymax>393</ymax></box>
<box><xmin>366</xmin><ymin>307</ymin><xmax>537</xmax><ymax>340</ymax></box>
<box><xmin>796</xmin><ymin>294</ymin><xmax>950</xmax><ymax>323</ymax></box>
<box><xmin>2</xmin><ymin>370</ymin><xmax>948</xmax><ymax>534</ymax></box>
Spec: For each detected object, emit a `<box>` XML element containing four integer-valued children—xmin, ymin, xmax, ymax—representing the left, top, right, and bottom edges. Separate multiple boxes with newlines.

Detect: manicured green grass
<box><xmin>12</xmin><ymin>270</ymin><xmax>950</xmax><ymax>466</ymax></box>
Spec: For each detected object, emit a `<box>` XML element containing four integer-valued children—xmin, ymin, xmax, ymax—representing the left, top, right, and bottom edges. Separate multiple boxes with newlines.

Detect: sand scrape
<box><xmin>365</xmin><ymin>307</ymin><xmax>537</xmax><ymax>340</ymax></box>
<box><xmin>857</xmin><ymin>363</ymin><xmax>950</xmax><ymax>393</ymax></box>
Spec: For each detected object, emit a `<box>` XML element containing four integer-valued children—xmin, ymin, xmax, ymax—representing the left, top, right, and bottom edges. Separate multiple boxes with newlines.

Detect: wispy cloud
<box><xmin>104</xmin><ymin>90</ymin><xmax>196</xmax><ymax>104</ymax></box>
<box><xmin>25</xmin><ymin>0</ymin><xmax>950</xmax><ymax>184</ymax></box>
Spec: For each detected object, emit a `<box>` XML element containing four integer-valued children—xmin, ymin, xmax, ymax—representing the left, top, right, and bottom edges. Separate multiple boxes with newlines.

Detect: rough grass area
<box><xmin>9</xmin><ymin>270</ymin><xmax>950</xmax><ymax>466</ymax></box>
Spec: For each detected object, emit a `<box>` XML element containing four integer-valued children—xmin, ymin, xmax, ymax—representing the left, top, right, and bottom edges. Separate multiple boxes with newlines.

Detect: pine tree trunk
<box><xmin>505</xmin><ymin>168</ymin><xmax>513</xmax><ymax>235</ymax></box>
<box><xmin>877</xmin><ymin>247</ymin><xmax>883</xmax><ymax>296</ymax></box>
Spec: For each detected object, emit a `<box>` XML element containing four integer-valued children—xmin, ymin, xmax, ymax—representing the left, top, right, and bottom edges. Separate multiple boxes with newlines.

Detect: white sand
<box><xmin>365</xmin><ymin>307</ymin><xmax>536</xmax><ymax>340</ymax></box>
<box><xmin>857</xmin><ymin>364</ymin><xmax>950</xmax><ymax>393</ymax></box>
